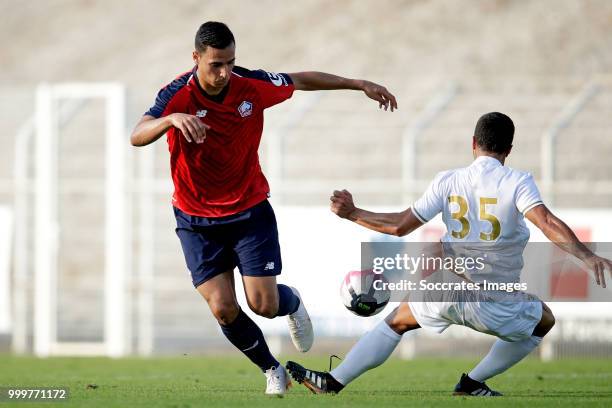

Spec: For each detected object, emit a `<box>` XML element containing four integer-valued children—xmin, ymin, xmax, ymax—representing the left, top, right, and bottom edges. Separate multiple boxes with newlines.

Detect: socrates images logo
<box><xmin>238</xmin><ymin>100</ymin><xmax>253</xmax><ymax>117</ymax></box>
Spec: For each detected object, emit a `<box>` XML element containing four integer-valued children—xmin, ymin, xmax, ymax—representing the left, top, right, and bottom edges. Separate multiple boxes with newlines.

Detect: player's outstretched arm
<box><xmin>288</xmin><ymin>72</ymin><xmax>398</xmax><ymax>111</ymax></box>
<box><xmin>130</xmin><ymin>114</ymin><xmax>210</xmax><ymax>146</ymax></box>
<box><xmin>330</xmin><ymin>189</ymin><xmax>423</xmax><ymax>236</ymax></box>
<box><xmin>525</xmin><ymin>204</ymin><xmax>612</xmax><ymax>287</ymax></box>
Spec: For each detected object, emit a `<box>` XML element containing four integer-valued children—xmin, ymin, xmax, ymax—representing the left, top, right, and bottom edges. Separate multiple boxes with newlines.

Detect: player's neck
<box><xmin>474</xmin><ymin>151</ymin><xmax>506</xmax><ymax>165</ymax></box>
<box><xmin>194</xmin><ymin>71</ymin><xmax>227</xmax><ymax>96</ymax></box>
<box><xmin>199</xmin><ymin>79</ymin><xmax>225</xmax><ymax>96</ymax></box>
<box><xmin>193</xmin><ymin>71</ymin><xmax>230</xmax><ymax>104</ymax></box>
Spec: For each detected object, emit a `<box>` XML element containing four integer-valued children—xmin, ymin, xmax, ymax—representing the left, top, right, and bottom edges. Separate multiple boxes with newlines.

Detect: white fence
<box><xmin>0</xmin><ymin>207</ymin><xmax>12</xmax><ymax>335</ymax></box>
<box><xmin>2</xmin><ymin>79</ymin><xmax>612</xmax><ymax>357</ymax></box>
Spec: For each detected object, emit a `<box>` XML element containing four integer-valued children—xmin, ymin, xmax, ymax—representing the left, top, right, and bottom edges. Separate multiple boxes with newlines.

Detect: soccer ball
<box><xmin>340</xmin><ymin>270</ymin><xmax>390</xmax><ymax>316</ymax></box>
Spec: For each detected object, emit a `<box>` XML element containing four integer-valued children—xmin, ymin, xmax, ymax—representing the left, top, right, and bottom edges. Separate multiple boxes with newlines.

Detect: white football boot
<box><xmin>287</xmin><ymin>287</ymin><xmax>314</xmax><ymax>352</ymax></box>
<box><xmin>264</xmin><ymin>364</ymin><xmax>291</xmax><ymax>397</ymax></box>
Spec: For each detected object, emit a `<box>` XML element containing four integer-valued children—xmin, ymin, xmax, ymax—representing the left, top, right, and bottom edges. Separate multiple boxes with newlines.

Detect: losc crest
<box><xmin>238</xmin><ymin>100</ymin><xmax>253</xmax><ymax>117</ymax></box>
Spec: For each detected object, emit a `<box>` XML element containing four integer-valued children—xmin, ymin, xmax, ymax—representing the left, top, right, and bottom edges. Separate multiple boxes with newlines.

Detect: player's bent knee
<box><xmin>542</xmin><ymin>303</ymin><xmax>556</xmax><ymax>331</ymax></box>
<box><xmin>387</xmin><ymin>320</ymin><xmax>407</xmax><ymax>334</ymax></box>
<box><xmin>533</xmin><ymin>308</ymin><xmax>556</xmax><ymax>337</ymax></box>
<box><xmin>209</xmin><ymin>301</ymin><xmax>240</xmax><ymax>326</ymax></box>
<box><xmin>388</xmin><ymin>319</ymin><xmax>419</xmax><ymax>334</ymax></box>
<box><xmin>385</xmin><ymin>304</ymin><xmax>420</xmax><ymax>334</ymax></box>
<box><xmin>545</xmin><ymin>311</ymin><xmax>556</xmax><ymax>332</ymax></box>
<box><xmin>246</xmin><ymin>291</ymin><xmax>279</xmax><ymax>318</ymax></box>
<box><xmin>249</xmin><ymin>301</ymin><xmax>278</xmax><ymax>319</ymax></box>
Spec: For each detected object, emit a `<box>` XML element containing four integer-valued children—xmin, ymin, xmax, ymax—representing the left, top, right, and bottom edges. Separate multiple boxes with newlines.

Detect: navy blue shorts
<box><xmin>174</xmin><ymin>199</ymin><xmax>282</xmax><ymax>288</ymax></box>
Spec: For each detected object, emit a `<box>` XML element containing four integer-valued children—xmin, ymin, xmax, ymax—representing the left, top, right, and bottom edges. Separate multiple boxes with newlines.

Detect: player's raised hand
<box><xmin>330</xmin><ymin>189</ymin><xmax>356</xmax><ymax>219</ymax></box>
<box><xmin>169</xmin><ymin>113</ymin><xmax>210</xmax><ymax>144</ymax></box>
<box><xmin>584</xmin><ymin>255</ymin><xmax>612</xmax><ymax>288</ymax></box>
<box><xmin>360</xmin><ymin>80</ymin><xmax>398</xmax><ymax>112</ymax></box>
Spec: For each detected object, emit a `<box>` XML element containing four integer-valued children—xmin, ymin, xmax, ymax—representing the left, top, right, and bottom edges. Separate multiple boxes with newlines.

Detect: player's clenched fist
<box><xmin>330</xmin><ymin>189</ymin><xmax>356</xmax><ymax>219</ymax></box>
<box><xmin>169</xmin><ymin>113</ymin><xmax>210</xmax><ymax>144</ymax></box>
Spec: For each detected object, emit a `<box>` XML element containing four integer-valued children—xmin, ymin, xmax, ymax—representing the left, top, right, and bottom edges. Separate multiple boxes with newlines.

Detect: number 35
<box><xmin>448</xmin><ymin>196</ymin><xmax>501</xmax><ymax>241</ymax></box>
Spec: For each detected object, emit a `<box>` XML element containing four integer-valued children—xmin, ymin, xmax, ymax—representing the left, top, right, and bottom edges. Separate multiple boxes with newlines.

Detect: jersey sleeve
<box><xmin>233</xmin><ymin>66</ymin><xmax>294</xmax><ymax>109</ymax></box>
<box><xmin>412</xmin><ymin>172</ymin><xmax>446</xmax><ymax>223</ymax></box>
<box><xmin>144</xmin><ymin>71</ymin><xmax>192</xmax><ymax>118</ymax></box>
<box><xmin>515</xmin><ymin>173</ymin><xmax>544</xmax><ymax>214</ymax></box>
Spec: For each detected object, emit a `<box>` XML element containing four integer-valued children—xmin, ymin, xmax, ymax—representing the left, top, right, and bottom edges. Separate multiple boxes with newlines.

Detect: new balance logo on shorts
<box><xmin>196</xmin><ymin>109</ymin><xmax>207</xmax><ymax>118</ymax></box>
<box><xmin>264</xmin><ymin>262</ymin><xmax>275</xmax><ymax>271</ymax></box>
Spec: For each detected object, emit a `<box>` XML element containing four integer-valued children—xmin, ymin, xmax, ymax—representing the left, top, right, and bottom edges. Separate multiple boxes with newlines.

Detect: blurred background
<box><xmin>0</xmin><ymin>0</ymin><xmax>611</xmax><ymax>360</ymax></box>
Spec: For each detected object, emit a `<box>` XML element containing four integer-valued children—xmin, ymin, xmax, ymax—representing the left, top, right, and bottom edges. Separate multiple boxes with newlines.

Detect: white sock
<box><xmin>468</xmin><ymin>335</ymin><xmax>542</xmax><ymax>382</ymax></box>
<box><xmin>330</xmin><ymin>320</ymin><xmax>402</xmax><ymax>385</ymax></box>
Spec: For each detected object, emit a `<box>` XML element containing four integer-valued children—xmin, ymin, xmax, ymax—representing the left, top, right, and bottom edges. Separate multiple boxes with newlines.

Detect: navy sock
<box><xmin>276</xmin><ymin>284</ymin><xmax>300</xmax><ymax>316</ymax></box>
<box><xmin>220</xmin><ymin>309</ymin><xmax>279</xmax><ymax>372</ymax></box>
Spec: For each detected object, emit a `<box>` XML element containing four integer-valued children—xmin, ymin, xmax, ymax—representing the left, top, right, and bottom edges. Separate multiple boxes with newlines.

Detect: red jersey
<box><xmin>145</xmin><ymin>66</ymin><xmax>294</xmax><ymax>217</ymax></box>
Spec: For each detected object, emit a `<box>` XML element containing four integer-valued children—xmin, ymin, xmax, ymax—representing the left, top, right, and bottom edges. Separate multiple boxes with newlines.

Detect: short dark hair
<box><xmin>474</xmin><ymin>112</ymin><xmax>514</xmax><ymax>154</ymax></box>
<box><xmin>195</xmin><ymin>21</ymin><xmax>235</xmax><ymax>53</ymax></box>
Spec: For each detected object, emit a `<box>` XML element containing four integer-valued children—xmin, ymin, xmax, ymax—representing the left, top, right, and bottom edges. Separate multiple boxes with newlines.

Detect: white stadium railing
<box><xmin>3</xmin><ymin>77</ymin><xmax>611</xmax><ymax>358</ymax></box>
<box><xmin>541</xmin><ymin>82</ymin><xmax>600</xmax><ymax>207</ymax></box>
<box><xmin>13</xmin><ymin>83</ymin><xmax>131</xmax><ymax>357</ymax></box>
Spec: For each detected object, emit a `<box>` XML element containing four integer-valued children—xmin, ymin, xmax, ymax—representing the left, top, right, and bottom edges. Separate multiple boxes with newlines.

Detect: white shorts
<box><xmin>408</xmin><ymin>294</ymin><xmax>543</xmax><ymax>342</ymax></box>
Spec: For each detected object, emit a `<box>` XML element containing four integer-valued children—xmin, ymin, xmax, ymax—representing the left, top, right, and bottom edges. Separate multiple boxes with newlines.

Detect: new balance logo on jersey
<box><xmin>238</xmin><ymin>101</ymin><xmax>253</xmax><ymax>117</ymax></box>
<box><xmin>264</xmin><ymin>261</ymin><xmax>275</xmax><ymax>271</ymax></box>
<box><xmin>196</xmin><ymin>109</ymin><xmax>207</xmax><ymax>118</ymax></box>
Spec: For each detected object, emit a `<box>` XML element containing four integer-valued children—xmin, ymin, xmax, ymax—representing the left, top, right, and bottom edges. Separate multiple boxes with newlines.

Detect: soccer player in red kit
<box><xmin>130</xmin><ymin>21</ymin><xmax>397</xmax><ymax>396</ymax></box>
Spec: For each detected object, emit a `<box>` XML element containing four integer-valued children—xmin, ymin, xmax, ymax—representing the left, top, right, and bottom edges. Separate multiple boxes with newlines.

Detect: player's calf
<box><xmin>464</xmin><ymin>302</ymin><xmax>552</xmax><ymax>391</ymax></box>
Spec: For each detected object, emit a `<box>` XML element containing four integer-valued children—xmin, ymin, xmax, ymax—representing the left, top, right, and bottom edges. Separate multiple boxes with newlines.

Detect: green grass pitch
<box><xmin>0</xmin><ymin>355</ymin><xmax>611</xmax><ymax>407</ymax></box>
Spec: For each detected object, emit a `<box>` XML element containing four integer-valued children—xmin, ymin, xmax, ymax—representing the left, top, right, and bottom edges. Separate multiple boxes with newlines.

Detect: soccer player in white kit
<box><xmin>286</xmin><ymin>112</ymin><xmax>612</xmax><ymax>396</ymax></box>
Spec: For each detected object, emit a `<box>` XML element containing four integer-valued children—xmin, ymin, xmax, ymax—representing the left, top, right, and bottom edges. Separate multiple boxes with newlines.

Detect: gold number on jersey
<box><xmin>448</xmin><ymin>196</ymin><xmax>501</xmax><ymax>241</ymax></box>
<box><xmin>448</xmin><ymin>195</ymin><xmax>470</xmax><ymax>239</ymax></box>
<box><xmin>479</xmin><ymin>197</ymin><xmax>501</xmax><ymax>241</ymax></box>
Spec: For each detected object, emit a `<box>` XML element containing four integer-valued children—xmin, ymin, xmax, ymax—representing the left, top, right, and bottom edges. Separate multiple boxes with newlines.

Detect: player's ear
<box><xmin>192</xmin><ymin>51</ymin><xmax>200</xmax><ymax>65</ymax></box>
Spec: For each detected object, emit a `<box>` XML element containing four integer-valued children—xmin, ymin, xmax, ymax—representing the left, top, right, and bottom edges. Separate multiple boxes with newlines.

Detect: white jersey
<box><xmin>412</xmin><ymin>155</ymin><xmax>543</xmax><ymax>283</ymax></box>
